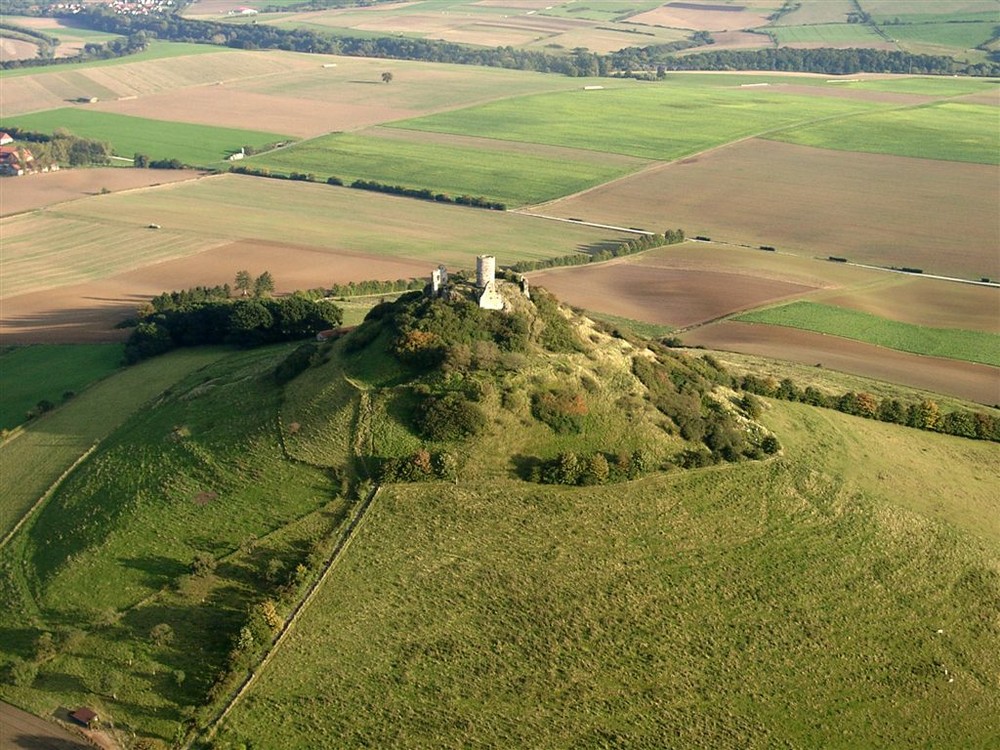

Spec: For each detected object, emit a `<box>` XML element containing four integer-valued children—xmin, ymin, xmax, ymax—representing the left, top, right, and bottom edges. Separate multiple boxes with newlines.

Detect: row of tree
<box><xmin>506</xmin><ymin>229</ymin><xmax>685</xmax><ymax>273</ymax></box>
<box><xmin>68</xmin><ymin>7</ymin><xmax>998</xmax><ymax>77</ymax></box>
<box><xmin>738</xmin><ymin>374</ymin><xmax>1000</xmax><ymax>442</ymax></box>
<box><xmin>0</xmin><ymin>30</ymin><xmax>148</xmax><ymax>70</ymax></box>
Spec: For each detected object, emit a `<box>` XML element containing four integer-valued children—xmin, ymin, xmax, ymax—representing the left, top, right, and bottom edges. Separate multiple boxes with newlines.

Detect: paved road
<box><xmin>0</xmin><ymin>701</ymin><xmax>91</xmax><ymax>750</ymax></box>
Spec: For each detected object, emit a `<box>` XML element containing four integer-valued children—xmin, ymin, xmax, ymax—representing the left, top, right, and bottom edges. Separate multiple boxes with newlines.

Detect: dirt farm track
<box><xmin>0</xmin><ymin>700</ymin><xmax>93</xmax><ymax>750</ymax></box>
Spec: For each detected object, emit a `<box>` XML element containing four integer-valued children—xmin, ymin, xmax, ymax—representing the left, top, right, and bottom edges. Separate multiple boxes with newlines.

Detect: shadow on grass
<box><xmin>119</xmin><ymin>555</ymin><xmax>189</xmax><ymax>589</ymax></box>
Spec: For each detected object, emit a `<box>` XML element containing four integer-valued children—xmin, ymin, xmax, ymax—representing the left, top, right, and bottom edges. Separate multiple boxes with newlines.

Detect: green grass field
<box><xmin>217</xmin><ymin>400</ymin><xmax>1000</xmax><ymax>748</ymax></box>
<box><xmin>247</xmin><ymin>133</ymin><xmax>639</xmax><ymax>207</ymax></box>
<box><xmin>0</xmin><ymin>109</ymin><xmax>289</xmax><ymax>165</ymax></box>
<box><xmin>0</xmin><ymin>41</ymin><xmax>229</xmax><ymax>78</ymax></box>
<box><xmin>886</xmin><ymin>21</ymin><xmax>997</xmax><ymax>50</ymax></box>
<box><xmin>0</xmin><ymin>344</ymin><xmax>123</xmax><ymax>430</ymax></box>
<box><xmin>770</xmin><ymin>23</ymin><xmax>889</xmax><ymax>45</ymax></box>
<box><xmin>390</xmin><ymin>84</ymin><xmax>886</xmax><ymax>161</ymax></box>
<box><xmin>0</xmin><ymin>348</ymin><xmax>227</xmax><ymax>543</ymax></box>
<box><xmin>849</xmin><ymin>76</ymin><xmax>1000</xmax><ymax>96</ymax></box>
<box><xmin>735</xmin><ymin>301</ymin><xmax>1000</xmax><ymax>365</ymax></box>
<box><xmin>765</xmin><ymin>101</ymin><xmax>999</xmax><ymax>164</ymax></box>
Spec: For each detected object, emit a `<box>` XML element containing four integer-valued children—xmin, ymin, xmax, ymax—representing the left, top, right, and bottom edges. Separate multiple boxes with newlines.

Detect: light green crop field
<box><xmin>0</xmin><ymin>347</ymin><xmax>227</xmax><ymax>543</ymax></box>
<box><xmin>849</xmin><ymin>76</ymin><xmax>1000</xmax><ymax>96</ymax></box>
<box><xmin>0</xmin><ymin>344</ymin><xmax>124</xmax><ymax>430</ymax></box>
<box><xmin>42</xmin><ymin>174</ymin><xmax>629</xmax><ymax>268</ymax></box>
<box><xmin>219</xmin><ymin>401</ymin><xmax>1000</xmax><ymax>748</ymax></box>
<box><xmin>765</xmin><ymin>101</ymin><xmax>999</xmax><ymax>164</ymax></box>
<box><xmin>769</xmin><ymin>23</ymin><xmax>889</xmax><ymax>45</ymax></box>
<box><xmin>735</xmin><ymin>301</ymin><xmax>1000</xmax><ymax>366</ymax></box>
<box><xmin>887</xmin><ymin>21</ymin><xmax>998</xmax><ymax>50</ymax></box>
<box><xmin>0</xmin><ymin>109</ymin><xmax>289</xmax><ymax>165</ymax></box>
<box><xmin>247</xmin><ymin>132</ymin><xmax>638</xmax><ymax>206</ymax></box>
<box><xmin>0</xmin><ymin>41</ymin><xmax>227</xmax><ymax>78</ymax></box>
<box><xmin>538</xmin><ymin>0</ymin><xmax>663</xmax><ymax>21</ymax></box>
<box><xmin>390</xmin><ymin>85</ymin><xmax>886</xmax><ymax>160</ymax></box>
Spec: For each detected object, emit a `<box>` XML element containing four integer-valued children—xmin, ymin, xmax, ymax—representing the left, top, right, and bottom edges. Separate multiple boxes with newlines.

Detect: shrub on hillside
<box><xmin>418</xmin><ymin>392</ymin><xmax>487</xmax><ymax>441</ymax></box>
<box><xmin>531</xmin><ymin>388</ymin><xmax>588</xmax><ymax>434</ymax></box>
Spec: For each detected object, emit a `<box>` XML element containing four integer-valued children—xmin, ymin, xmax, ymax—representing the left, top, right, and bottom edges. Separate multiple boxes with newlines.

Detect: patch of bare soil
<box><xmin>531</xmin><ymin>259</ymin><xmax>819</xmax><ymax>328</ymax></box>
<box><xmin>682</xmin><ymin>320</ymin><xmax>1000</xmax><ymax>405</ymax></box>
<box><xmin>93</xmin><ymin>89</ymin><xmax>414</xmax><ymax>138</ymax></box>
<box><xmin>0</xmin><ymin>37</ymin><xmax>38</xmax><ymax>62</ymax></box>
<box><xmin>0</xmin><ymin>168</ymin><xmax>204</xmax><ymax>217</ymax></box>
<box><xmin>0</xmin><ymin>241</ymin><xmax>431</xmax><ymax>343</ymax></box>
<box><xmin>542</xmin><ymin>139</ymin><xmax>1000</xmax><ymax>280</ymax></box>
<box><xmin>627</xmin><ymin>4</ymin><xmax>772</xmax><ymax>31</ymax></box>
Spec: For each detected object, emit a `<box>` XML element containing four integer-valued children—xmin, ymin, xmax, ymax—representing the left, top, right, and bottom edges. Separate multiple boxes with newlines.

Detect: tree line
<box><xmin>63</xmin><ymin>7</ymin><xmax>999</xmax><ymax>77</ymax></box>
<box><xmin>506</xmin><ymin>228</ymin><xmax>685</xmax><ymax>273</ymax></box>
<box><xmin>0</xmin><ymin>30</ymin><xmax>148</xmax><ymax>70</ymax></box>
<box><xmin>0</xmin><ymin>126</ymin><xmax>111</xmax><ymax>167</ymax></box>
<box><xmin>738</xmin><ymin>373</ymin><xmax>1000</xmax><ymax>442</ymax></box>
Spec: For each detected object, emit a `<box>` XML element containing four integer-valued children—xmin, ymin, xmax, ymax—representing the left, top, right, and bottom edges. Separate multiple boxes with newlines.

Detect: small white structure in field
<box><xmin>476</xmin><ymin>255</ymin><xmax>503</xmax><ymax>310</ymax></box>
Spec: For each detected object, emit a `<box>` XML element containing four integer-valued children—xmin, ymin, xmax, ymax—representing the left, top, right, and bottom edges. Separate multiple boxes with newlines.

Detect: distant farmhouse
<box><xmin>0</xmin><ymin>145</ymin><xmax>34</xmax><ymax>177</ymax></box>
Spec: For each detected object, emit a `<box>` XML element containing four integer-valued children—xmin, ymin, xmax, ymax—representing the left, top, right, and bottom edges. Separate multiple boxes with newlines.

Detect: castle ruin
<box><xmin>426</xmin><ymin>256</ymin><xmax>527</xmax><ymax>310</ymax></box>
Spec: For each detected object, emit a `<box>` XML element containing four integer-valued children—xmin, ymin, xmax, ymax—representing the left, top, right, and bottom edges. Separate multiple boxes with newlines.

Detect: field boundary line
<box><xmin>0</xmin><ymin>442</ymin><xmax>98</xmax><ymax>552</ymax></box>
<box><xmin>196</xmin><ymin>483</ymin><xmax>382</xmax><ymax>747</ymax></box>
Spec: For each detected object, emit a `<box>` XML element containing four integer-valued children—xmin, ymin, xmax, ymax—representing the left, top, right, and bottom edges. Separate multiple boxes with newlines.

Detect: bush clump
<box><xmin>418</xmin><ymin>392</ymin><xmax>487</xmax><ymax>441</ymax></box>
<box><xmin>531</xmin><ymin>388</ymin><xmax>588</xmax><ymax>434</ymax></box>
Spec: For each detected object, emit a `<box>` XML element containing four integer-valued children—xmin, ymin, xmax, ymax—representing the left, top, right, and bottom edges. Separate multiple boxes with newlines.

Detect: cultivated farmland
<box><xmin>538</xmin><ymin>139</ymin><xmax>999</xmax><ymax>279</ymax></box>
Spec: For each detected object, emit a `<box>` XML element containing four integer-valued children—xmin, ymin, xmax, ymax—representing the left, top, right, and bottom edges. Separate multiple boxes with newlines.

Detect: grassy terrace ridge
<box><xmin>246</xmin><ymin>132</ymin><xmax>640</xmax><ymax>207</ymax></box>
<box><xmin>388</xmin><ymin>85</ymin><xmax>888</xmax><ymax>161</ymax></box>
<box><xmin>734</xmin><ymin>301</ymin><xmax>1000</xmax><ymax>366</ymax></box>
<box><xmin>0</xmin><ymin>347</ymin><xmax>227</xmax><ymax>542</ymax></box>
<box><xmin>0</xmin><ymin>344</ymin><xmax>124</xmax><ymax>430</ymax></box>
<box><xmin>0</xmin><ymin>41</ymin><xmax>228</xmax><ymax>78</ymax></box>
<box><xmin>765</xmin><ymin>101</ymin><xmax>1000</xmax><ymax>164</ymax></box>
<box><xmin>219</xmin><ymin>401</ymin><xmax>1000</xmax><ymax>748</ymax></box>
<box><xmin>0</xmin><ymin>109</ymin><xmax>290</xmax><ymax>166</ymax></box>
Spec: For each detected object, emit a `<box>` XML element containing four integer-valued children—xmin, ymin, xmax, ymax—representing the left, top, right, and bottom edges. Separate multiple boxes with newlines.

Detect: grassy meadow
<box><xmin>0</xmin><ymin>109</ymin><xmax>289</xmax><ymax>165</ymax></box>
<box><xmin>390</xmin><ymin>84</ymin><xmax>886</xmax><ymax>161</ymax></box>
<box><xmin>247</xmin><ymin>132</ymin><xmax>639</xmax><ymax>206</ymax></box>
<box><xmin>0</xmin><ymin>348</ymin><xmax>227</xmax><ymax>543</ymax></box>
<box><xmin>735</xmin><ymin>301</ymin><xmax>1000</xmax><ymax>366</ymax></box>
<box><xmin>218</xmin><ymin>400</ymin><xmax>1000</xmax><ymax>748</ymax></box>
<box><xmin>0</xmin><ymin>344</ymin><xmax>123</xmax><ymax>430</ymax></box>
<box><xmin>766</xmin><ymin>101</ymin><xmax>1000</xmax><ymax>164</ymax></box>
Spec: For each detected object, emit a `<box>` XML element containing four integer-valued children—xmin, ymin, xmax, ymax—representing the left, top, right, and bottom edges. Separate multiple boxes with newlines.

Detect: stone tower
<box><xmin>475</xmin><ymin>255</ymin><xmax>503</xmax><ymax>310</ymax></box>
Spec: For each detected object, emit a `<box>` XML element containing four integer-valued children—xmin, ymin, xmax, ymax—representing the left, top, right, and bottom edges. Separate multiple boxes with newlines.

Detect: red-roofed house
<box><xmin>0</xmin><ymin>145</ymin><xmax>34</xmax><ymax>176</ymax></box>
<box><xmin>0</xmin><ymin>132</ymin><xmax>13</xmax><ymax>145</ymax></box>
<box><xmin>70</xmin><ymin>706</ymin><xmax>98</xmax><ymax>727</ymax></box>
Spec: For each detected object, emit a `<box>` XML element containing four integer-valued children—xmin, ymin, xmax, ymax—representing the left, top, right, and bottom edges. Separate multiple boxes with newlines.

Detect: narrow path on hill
<box><xmin>196</xmin><ymin>482</ymin><xmax>382</xmax><ymax>747</ymax></box>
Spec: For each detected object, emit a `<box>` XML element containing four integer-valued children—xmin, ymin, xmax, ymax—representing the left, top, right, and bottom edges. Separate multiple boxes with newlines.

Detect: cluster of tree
<box><xmin>124</xmin><ymin>292</ymin><xmax>342</xmax><ymax>363</ymax></box>
<box><xmin>739</xmin><ymin>374</ymin><xmax>1000</xmax><ymax>442</ymax></box>
<box><xmin>357</xmin><ymin>293</ymin><xmax>528</xmax><ymax>371</ymax></box>
<box><xmin>0</xmin><ymin>126</ymin><xmax>111</xmax><ymax>167</ymax></box>
<box><xmin>0</xmin><ymin>20</ymin><xmax>59</xmax><ymax>58</ymax></box>
<box><xmin>532</xmin><ymin>288</ymin><xmax>586</xmax><ymax>353</ymax></box>
<box><xmin>375</xmin><ymin>449</ymin><xmax>458</xmax><ymax>482</ymax></box>
<box><xmin>530</xmin><ymin>449</ymin><xmax>652</xmax><ymax>486</ymax></box>
<box><xmin>133</xmin><ymin>153</ymin><xmax>185</xmax><ymax>169</ymax></box>
<box><xmin>0</xmin><ymin>30</ymin><xmax>148</xmax><ymax>70</ymax></box>
<box><xmin>654</xmin><ymin>47</ymin><xmax>999</xmax><ymax>77</ymax></box>
<box><xmin>507</xmin><ymin>229</ymin><xmax>684</xmax><ymax>273</ymax></box>
<box><xmin>630</xmin><ymin>351</ymin><xmax>778</xmax><ymax>463</ymax></box>
<box><xmin>274</xmin><ymin>341</ymin><xmax>328</xmax><ymax>384</ymax></box>
<box><xmin>326</xmin><ymin>277</ymin><xmax>424</xmax><ymax>298</ymax></box>
<box><xmin>350</xmin><ymin>179</ymin><xmax>506</xmax><ymax>210</ymax></box>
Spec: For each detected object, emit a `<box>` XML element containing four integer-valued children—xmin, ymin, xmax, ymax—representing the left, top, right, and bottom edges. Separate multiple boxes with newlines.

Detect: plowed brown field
<box><xmin>0</xmin><ymin>168</ymin><xmax>202</xmax><ymax>217</ymax></box>
<box><xmin>539</xmin><ymin>139</ymin><xmax>999</xmax><ymax>280</ymax></box>
<box><xmin>682</xmin><ymin>321</ymin><xmax>1000</xmax><ymax>405</ymax></box>
<box><xmin>531</xmin><ymin>256</ymin><xmax>819</xmax><ymax>328</ymax></box>
<box><xmin>0</xmin><ymin>241</ymin><xmax>430</xmax><ymax>343</ymax></box>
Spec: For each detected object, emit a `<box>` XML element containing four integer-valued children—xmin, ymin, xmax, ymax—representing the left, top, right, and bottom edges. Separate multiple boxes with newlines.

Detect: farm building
<box><xmin>70</xmin><ymin>706</ymin><xmax>98</xmax><ymax>727</ymax></box>
<box><xmin>0</xmin><ymin>145</ymin><xmax>34</xmax><ymax>176</ymax></box>
<box><xmin>0</xmin><ymin>132</ymin><xmax>13</xmax><ymax>145</ymax></box>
